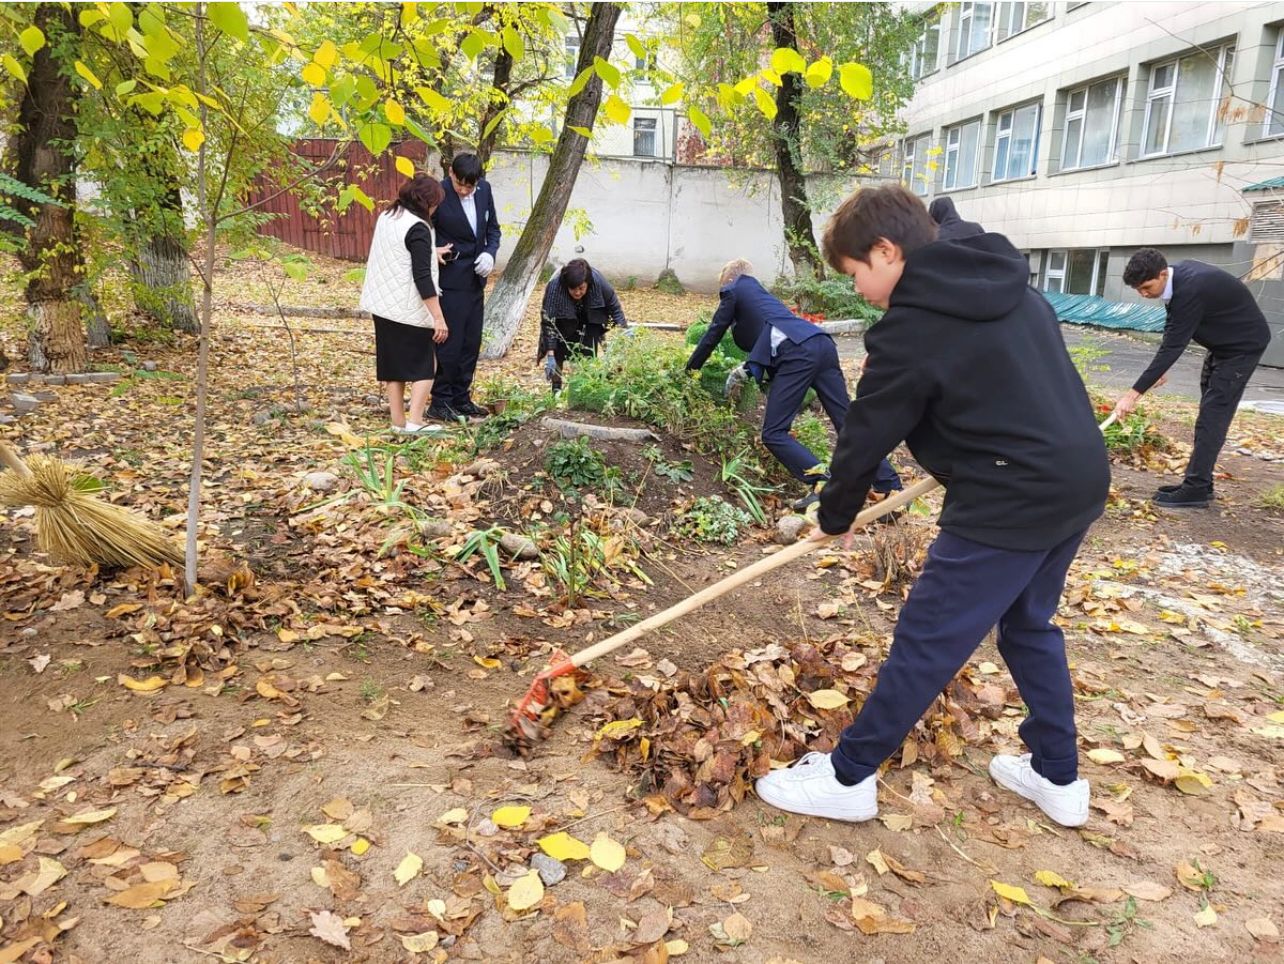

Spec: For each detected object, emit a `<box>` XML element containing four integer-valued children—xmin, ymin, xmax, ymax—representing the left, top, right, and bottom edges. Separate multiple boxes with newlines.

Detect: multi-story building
<box><xmin>897</xmin><ymin>1</ymin><xmax>1284</xmax><ymax>365</ymax></box>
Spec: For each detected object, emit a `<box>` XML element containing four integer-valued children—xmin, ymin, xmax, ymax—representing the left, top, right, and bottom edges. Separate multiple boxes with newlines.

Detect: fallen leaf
<box><xmin>1087</xmin><ymin>748</ymin><xmax>1126</xmax><ymax>765</ymax></box>
<box><xmin>866</xmin><ymin>848</ymin><xmax>890</xmax><ymax>876</ymax></box>
<box><xmin>665</xmin><ymin>939</ymin><xmax>689</xmax><ymax>956</ymax></box>
<box><xmin>350</xmin><ymin>837</ymin><xmax>370</xmax><ymax>856</ymax></box>
<box><xmin>590</xmin><ymin>832</ymin><xmax>626</xmax><ymax>872</ymax></box>
<box><xmin>400</xmin><ymin>930</ymin><xmax>440</xmax><ymax>954</ymax></box>
<box><xmin>1174</xmin><ymin>769</ymin><xmax>1213</xmax><ymax>795</ymax></box>
<box><xmin>1175</xmin><ymin>861</ymin><xmax>1206</xmax><ymax>891</ymax></box>
<box><xmin>1034</xmin><ymin>870</ymin><xmax>1075</xmax><ymax>890</ymax></box>
<box><xmin>507</xmin><ymin>870</ymin><xmax>545</xmax><ymax>912</ymax></box>
<box><xmin>118</xmin><ymin>674</ymin><xmax>167</xmax><ymax>693</ymax></box>
<box><xmin>20</xmin><ymin>856</ymin><xmax>67</xmax><ymax>896</ymax></box>
<box><xmin>491</xmin><ymin>805</ymin><xmax>531</xmax><ymax>829</ymax></box>
<box><xmin>1194</xmin><ymin>905</ymin><xmax>1218</xmax><ymax>928</ymax></box>
<box><xmin>321</xmin><ymin>797</ymin><xmax>354</xmax><ymax>821</ymax></box>
<box><xmin>437</xmin><ymin>807</ymin><xmax>467</xmax><ymax>825</ymax></box>
<box><xmin>538</xmin><ymin>831</ymin><xmax>590</xmax><ymax>862</ymax></box>
<box><xmin>991</xmin><ymin>880</ymin><xmax>1032</xmax><ymax>906</ymax></box>
<box><xmin>63</xmin><ymin>807</ymin><xmax>117</xmax><ymax>826</ymax></box>
<box><xmin>1246</xmin><ymin>917</ymin><xmax>1279</xmax><ymax>943</ymax></box>
<box><xmin>394</xmin><ymin>851</ymin><xmax>423</xmax><ymax>886</ymax></box>
<box><xmin>595</xmin><ymin>718</ymin><xmax>643</xmax><ymax>740</ymax></box>
<box><xmin>28</xmin><ymin>654</ymin><xmax>51</xmax><ymax>674</ymax></box>
<box><xmin>851</xmin><ymin>896</ymin><xmax>915</xmax><ymax>935</ymax></box>
<box><xmin>0</xmin><ymin>938</ymin><xmax>43</xmax><ymax>964</ymax></box>
<box><xmin>879</xmin><ymin>812</ymin><xmax>913</xmax><ymax>832</ymax></box>
<box><xmin>302</xmin><ymin>824</ymin><xmax>347</xmax><ymax>845</ymax></box>
<box><xmin>104</xmin><ymin>879</ymin><xmax>175</xmax><ymax>908</ymax></box>
<box><xmin>806</xmin><ymin>689</ymin><xmax>850</xmax><ymax>710</ymax></box>
<box><xmin>308</xmin><ymin>909</ymin><xmax>351</xmax><ymax>949</ymax></box>
<box><xmin>1123</xmin><ymin>881</ymin><xmax>1172</xmax><ymax>901</ymax></box>
<box><xmin>828</xmin><ymin>845</ymin><xmax>856</xmax><ymax>867</ymax></box>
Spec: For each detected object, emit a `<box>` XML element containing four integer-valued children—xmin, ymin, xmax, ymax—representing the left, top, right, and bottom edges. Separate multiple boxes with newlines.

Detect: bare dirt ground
<box><xmin>2</xmin><ymin>257</ymin><xmax>1282</xmax><ymax>964</ymax></box>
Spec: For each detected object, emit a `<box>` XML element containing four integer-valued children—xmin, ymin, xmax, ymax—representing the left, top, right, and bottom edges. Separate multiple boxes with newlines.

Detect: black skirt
<box><xmin>373</xmin><ymin>315</ymin><xmax>436</xmax><ymax>382</ymax></box>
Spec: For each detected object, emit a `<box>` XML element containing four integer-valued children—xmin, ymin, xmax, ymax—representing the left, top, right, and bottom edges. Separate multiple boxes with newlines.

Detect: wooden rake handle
<box><xmin>566</xmin><ymin>476</ymin><xmax>941</xmax><ymax>670</ymax></box>
<box><xmin>0</xmin><ymin>440</ymin><xmax>34</xmax><ymax>479</ymax></box>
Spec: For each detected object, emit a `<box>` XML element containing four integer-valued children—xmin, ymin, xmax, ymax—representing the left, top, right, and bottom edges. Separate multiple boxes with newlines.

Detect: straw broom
<box><xmin>0</xmin><ymin>440</ymin><xmax>183</xmax><ymax>569</ymax></box>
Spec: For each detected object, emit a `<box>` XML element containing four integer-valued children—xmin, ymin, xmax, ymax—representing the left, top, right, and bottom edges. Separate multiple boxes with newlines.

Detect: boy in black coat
<box><xmin>756</xmin><ymin>185</ymin><xmax>1110</xmax><ymax>828</ymax></box>
<box><xmin>1112</xmin><ymin>248</ymin><xmax>1271</xmax><ymax>508</ymax></box>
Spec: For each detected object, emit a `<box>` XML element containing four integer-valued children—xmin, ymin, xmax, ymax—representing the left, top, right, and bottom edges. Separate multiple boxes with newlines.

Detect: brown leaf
<box><xmin>552</xmin><ymin>901</ymin><xmax>591</xmax><ymax>954</ymax></box>
<box><xmin>700</xmin><ymin>834</ymin><xmax>753</xmax><ymax>872</ymax></box>
<box><xmin>105</xmin><ymin>878</ymin><xmax>176</xmax><ymax>909</ymax></box>
<box><xmin>851</xmin><ymin>897</ymin><xmax>915</xmax><ymax>935</ymax></box>
<box><xmin>632</xmin><ymin>907</ymin><xmax>673</xmax><ymax>945</ymax></box>
<box><xmin>1122</xmin><ymin>881</ymin><xmax>1172</xmax><ymax>902</ymax></box>
<box><xmin>308</xmin><ymin>909</ymin><xmax>351</xmax><ymax>950</ymax></box>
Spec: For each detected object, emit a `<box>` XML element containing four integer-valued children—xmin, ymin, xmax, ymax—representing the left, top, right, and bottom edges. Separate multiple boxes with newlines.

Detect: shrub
<box><xmin>545</xmin><ymin>436</ymin><xmax>610</xmax><ymax>491</ymax></box>
<box><xmin>771</xmin><ymin>275</ymin><xmax>882</xmax><ymax>326</ymax></box>
<box><xmin>673</xmin><ymin>496</ymin><xmax>752</xmax><ymax>545</ymax></box>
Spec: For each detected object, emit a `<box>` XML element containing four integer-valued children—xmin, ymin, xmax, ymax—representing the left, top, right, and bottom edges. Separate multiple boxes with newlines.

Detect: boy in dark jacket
<box><xmin>755</xmin><ymin>185</ymin><xmax>1110</xmax><ymax>828</ymax></box>
<box><xmin>1112</xmin><ymin>248</ymin><xmax>1271</xmax><ymax>508</ymax></box>
<box><xmin>686</xmin><ymin>259</ymin><xmax>901</xmax><ymax>509</ymax></box>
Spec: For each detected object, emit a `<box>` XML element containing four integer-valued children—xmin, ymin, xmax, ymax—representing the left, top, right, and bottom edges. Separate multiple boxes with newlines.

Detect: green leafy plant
<box><xmin>541</xmin><ymin>516</ymin><xmax>651</xmax><ymax>607</ymax></box>
<box><xmin>771</xmin><ymin>275</ymin><xmax>882</xmax><ymax>325</ymax></box>
<box><xmin>720</xmin><ymin>451</ymin><xmax>773</xmax><ymax>524</ymax></box>
<box><xmin>642</xmin><ymin>444</ymin><xmax>695</xmax><ymax>483</ymax></box>
<box><xmin>546</xmin><ymin>437</ymin><xmax>610</xmax><ymax>491</ymax></box>
<box><xmin>674</xmin><ymin>496</ymin><xmax>752</xmax><ymax>545</ymax></box>
<box><xmin>790</xmin><ymin>412</ymin><xmax>833</xmax><ymax>468</ymax></box>
<box><xmin>452</xmin><ymin>526</ymin><xmax>507</xmax><ymax>590</ymax></box>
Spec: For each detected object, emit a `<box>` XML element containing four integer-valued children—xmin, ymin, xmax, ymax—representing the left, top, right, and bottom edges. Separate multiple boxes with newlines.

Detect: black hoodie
<box><xmin>819</xmin><ymin>233</ymin><xmax>1110</xmax><ymax>551</ymax></box>
<box><xmin>928</xmin><ymin>196</ymin><xmax>984</xmax><ymax>240</ymax></box>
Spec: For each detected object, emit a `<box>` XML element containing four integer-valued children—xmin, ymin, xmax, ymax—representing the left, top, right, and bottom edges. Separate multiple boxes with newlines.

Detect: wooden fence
<box><xmin>248</xmin><ymin>138</ymin><xmax>433</xmax><ymax>262</ymax></box>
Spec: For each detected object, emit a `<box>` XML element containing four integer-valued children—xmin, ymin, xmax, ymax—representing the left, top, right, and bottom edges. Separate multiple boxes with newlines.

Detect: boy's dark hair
<box><xmin>1123</xmin><ymin>247</ymin><xmax>1168</xmax><ymax>287</ymax></box>
<box><xmin>560</xmin><ymin>258</ymin><xmax>591</xmax><ymax>291</ymax></box>
<box><xmin>822</xmin><ymin>184</ymin><xmax>938</xmax><ymax>270</ymax></box>
<box><xmin>450</xmin><ymin>152</ymin><xmax>484</xmax><ymax>184</ymax></box>
<box><xmin>389</xmin><ymin>174</ymin><xmax>444</xmax><ymax>219</ymax></box>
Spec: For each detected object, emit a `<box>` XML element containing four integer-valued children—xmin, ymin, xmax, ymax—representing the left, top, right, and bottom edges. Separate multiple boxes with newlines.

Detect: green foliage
<box><xmin>791</xmin><ymin>412</ymin><xmax>832</xmax><ymax>467</ymax></box>
<box><xmin>1100</xmin><ymin>412</ymin><xmax>1167</xmax><ymax>455</ymax></box>
<box><xmin>771</xmin><ymin>275</ymin><xmax>882</xmax><ymax>325</ymax></box>
<box><xmin>655</xmin><ymin>268</ymin><xmax>685</xmax><ymax>295</ymax></box>
<box><xmin>0</xmin><ymin>172</ymin><xmax>62</xmax><ymax>251</ymax></box>
<box><xmin>642</xmin><ymin>445</ymin><xmax>694</xmax><ymax>483</ymax></box>
<box><xmin>674</xmin><ymin>496</ymin><xmax>752</xmax><ymax>545</ymax></box>
<box><xmin>545</xmin><ymin>437</ymin><xmax>610</xmax><ymax>491</ymax></box>
<box><xmin>453</xmin><ymin>526</ymin><xmax>507</xmax><ymax>590</ymax></box>
<box><xmin>682</xmin><ymin>317</ymin><xmax>759</xmax><ymax>409</ymax></box>
<box><xmin>720</xmin><ymin>451</ymin><xmax>772</xmax><ymax>524</ymax></box>
<box><xmin>541</xmin><ymin>520</ymin><xmax>651</xmax><ymax>607</ymax></box>
<box><xmin>1258</xmin><ymin>483</ymin><xmax>1284</xmax><ymax>511</ymax></box>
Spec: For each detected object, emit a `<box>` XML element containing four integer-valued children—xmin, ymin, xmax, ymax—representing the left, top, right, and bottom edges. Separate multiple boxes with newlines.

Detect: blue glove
<box><xmin>544</xmin><ymin>354</ymin><xmax>559</xmax><ymax>382</ymax></box>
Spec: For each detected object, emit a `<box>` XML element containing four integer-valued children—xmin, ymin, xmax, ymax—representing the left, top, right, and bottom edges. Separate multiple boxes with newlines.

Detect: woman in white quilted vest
<box><xmin>359</xmin><ymin>174</ymin><xmax>450</xmax><ymax>434</ymax></box>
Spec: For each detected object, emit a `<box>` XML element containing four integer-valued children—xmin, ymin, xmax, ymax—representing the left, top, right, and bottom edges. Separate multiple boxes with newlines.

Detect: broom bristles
<box><xmin>0</xmin><ymin>455</ymin><xmax>183</xmax><ymax>569</ymax></box>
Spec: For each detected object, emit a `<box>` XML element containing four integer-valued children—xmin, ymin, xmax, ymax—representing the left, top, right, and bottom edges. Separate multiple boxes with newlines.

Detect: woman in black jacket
<box><xmin>538</xmin><ymin>258</ymin><xmax>627</xmax><ymax>391</ymax></box>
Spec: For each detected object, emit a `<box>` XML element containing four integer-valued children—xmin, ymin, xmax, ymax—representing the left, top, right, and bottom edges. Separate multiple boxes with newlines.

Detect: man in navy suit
<box><xmin>686</xmin><ymin>259</ymin><xmax>901</xmax><ymax>510</ymax></box>
<box><xmin>427</xmin><ymin>152</ymin><xmax>501</xmax><ymax>421</ymax></box>
<box><xmin>1114</xmin><ymin>248</ymin><xmax>1271</xmax><ymax>508</ymax></box>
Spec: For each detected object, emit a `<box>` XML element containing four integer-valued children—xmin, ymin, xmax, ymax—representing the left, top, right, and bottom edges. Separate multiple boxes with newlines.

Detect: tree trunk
<box><xmin>477</xmin><ymin>44</ymin><xmax>514</xmax><ymax>169</ymax></box>
<box><xmin>131</xmin><ymin>220</ymin><xmax>198</xmax><ymax>333</ymax></box>
<box><xmin>82</xmin><ymin>286</ymin><xmax>112</xmax><ymax>348</ymax></box>
<box><xmin>12</xmin><ymin>4</ymin><xmax>86</xmax><ymax>373</ymax></box>
<box><xmin>480</xmin><ymin>2</ymin><xmax>620</xmax><ymax>360</ymax></box>
<box><xmin>767</xmin><ymin>2</ymin><xmax>823</xmax><ymax>280</ymax></box>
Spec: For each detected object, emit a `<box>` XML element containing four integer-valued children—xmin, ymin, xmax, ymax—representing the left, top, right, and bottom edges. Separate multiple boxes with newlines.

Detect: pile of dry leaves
<box><xmin>587</xmin><ymin>636</ymin><xmax>1017</xmax><ymax>818</ymax></box>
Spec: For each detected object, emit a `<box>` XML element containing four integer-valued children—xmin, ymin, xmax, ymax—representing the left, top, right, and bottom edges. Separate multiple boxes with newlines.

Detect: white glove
<box><xmin>474</xmin><ymin>252</ymin><xmax>495</xmax><ymax>277</ymax></box>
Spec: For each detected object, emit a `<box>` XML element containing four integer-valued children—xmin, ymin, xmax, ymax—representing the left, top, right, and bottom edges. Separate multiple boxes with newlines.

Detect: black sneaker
<box><xmin>425</xmin><ymin>403</ymin><xmax>465</xmax><ymax>422</ymax></box>
<box><xmin>791</xmin><ymin>476</ymin><xmax>828</xmax><ymax>512</ymax></box>
<box><xmin>1152</xmin><ymin>483</ymin><xmax>1212</xmax><ymax>508</ymax></box>
<box><xmin>1157</xmin><ymin>483</ymin><xmax>1182</xmax><ymax>493</ymax></box>
<box><xmin>455</xmin><ymin>400</ymin><xmax>489</xmax><ymax>418</ymax></box>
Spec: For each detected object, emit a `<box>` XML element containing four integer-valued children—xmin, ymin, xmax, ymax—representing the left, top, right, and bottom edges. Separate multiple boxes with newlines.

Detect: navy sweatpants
<box><xmin>762</xmin><ymin>336</ymin><xmax>900</xmax><ymax>489</ymax></box>
<box><xmin>831</xmin><ymin>527</ymin><xmax>1087</xmax><ymax>787</ymax></box>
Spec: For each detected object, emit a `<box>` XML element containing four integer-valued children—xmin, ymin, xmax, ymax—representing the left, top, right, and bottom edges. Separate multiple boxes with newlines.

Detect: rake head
<box><xmin>502</xmin><ymin>650</ymin><xmax>590</xmax><ymax>755</ymax></box>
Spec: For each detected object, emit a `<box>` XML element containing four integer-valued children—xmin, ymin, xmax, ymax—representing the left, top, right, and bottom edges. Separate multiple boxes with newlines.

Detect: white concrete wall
<box><xmin>484</xmin><ymin>150</ymin><xmax>864</xmax><ymax>292</ymax></box>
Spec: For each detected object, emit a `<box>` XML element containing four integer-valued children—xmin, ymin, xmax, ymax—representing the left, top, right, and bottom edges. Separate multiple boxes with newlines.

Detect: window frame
<box><xmin>1061</xmin><ymin>76</ymin><xmax>1123</xmax><ymax>170</ymax></box>
<box><xmin>632</xmin><ymin>116</ymin><xmax>659</xmax><ymax>157</ymax></box>
<box><xmin>1141</xmin><ymin>42</ymin><xmax>1236</xmax><ymax>156</ymax></box>
<box><xmin>1044</xmin><ymin>248</ymin><xmax>1109</xmax><ymax>296</ymax></box>
<box><xmin>901</xmin><ymin>133</ymin><xmax>933</xmax><ymax>196</ymax></box>
<box><xmin>910</xmin><ymin>16</ymin><xmax>942</xmax><ymax>79</ymax></box>
<box><xmin>954</xmin><ymin>1</ymin><xmax>995</xmax><ymax>62</ymax></box>
<box><xmin>1266</xmin><ymin>30</ymin><xmax>1284</xmax><ymax>138</ymax></box>
<box><xmin>564</xmin><ymin>34</ymin><xmax>581</xmax><ymax>80</ymax></box>
<box><xmin>995</xmin><ymin>2</ymin><xmax>1049</xmax><ymax>42</ymax></box>
<box><xmin>943</xmin><ymin>118</ymin><xmax>982</xmax><ymax>190</ymax></box>
<box><xmin>993</xmin><ymin>102</ymin><xmax>1042</xmax><ymax>182</ymax></box>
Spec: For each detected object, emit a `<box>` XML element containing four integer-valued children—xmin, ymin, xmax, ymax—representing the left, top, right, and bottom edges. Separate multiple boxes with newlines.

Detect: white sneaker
<box><xmin>988</xmin><ymin>753</ymin><xmax>1089</xmax><ymax>827</ymax></box>
<box><xmin>754</xmin><ymin>752</ymin><xmax>878</xmax><ymax>822</ymax></box>
<box><xmin>394</xmin><ymin>422</ymin><xmax>445</xmax><ymax>435</ymax></box>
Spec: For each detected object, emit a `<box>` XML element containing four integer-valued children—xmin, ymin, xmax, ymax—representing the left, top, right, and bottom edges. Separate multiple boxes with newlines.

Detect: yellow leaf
<box><xmin>491</xmin><ymin>805</ymin><xmax>531</xmax><ymax>829</ymax></box>
<box><xmin>803</xmin><ymin>57</ymin><xmax>832</xmax><ymax>88</ymax></box>
<box><xmin>19</xmin><ymin>25</ymin><xmax>46</xmax><ymax>57</ymax></box>
<box><xmin>256</xmin><ymin>678</ymin><xmax>284</xmax><ymax>700</ymax></box>
<box><xmin>311</xmin><ymin>866</ymin><xmax>329</xmax><ymax>887</ymax></box>
<box><xmin>806</xmin><ymin>689</ymin><xmax>850</xmax><ymax>710</ymax></box>
<box><xmin>314</xmin><ymin>39</ymin><xmax>338</xmax><ymax>69</ymax></box>
<box><xmin>594</xmin><ymin>718</ymin><xmax>642</xmax><ymax>740</ymax></box>
<box><xmin>1087</xmin><ymin>748</ymin><xmax>1126</xmax><ymax>765</ymax></box>
<box><xmin>394</xmin><ymin>851</ymin><xmax>423</xmax><ymax>886</ymax></box>
<box><xmin>104</xmin><ymin>878</ymin><xmax>175</xmax><ymax>908</ymax></box>
<box><xmin>507</xmin><ymin>870</ymin><xmax>544</xmax><ymax>911</ymax></box>
<box><xmin>181</xmin><ymin>128</ymin><xmax>204</xmax><ymax>152</ymax></box>
<box><xmin>307</xmin><ymin>92</ymin><xmax>330</xmax><ymax>126</ymax></box>
<box><xmin>0</xmin><ymin>844</ymin><xmax>22</xmax><ymax>865</ymax></box>
<box><xmin>324</xmin><ymin>421</ymin><xmax>365</xmax><ymax>448</ymax></box>
<box><xmin>385</xmin><ymin>98</ymin><xmax>406</xmax><ymax>125</ymax></box>
<box><xmin>602</xmin><ymin>93</ymin><xmax>631</xmax><ymax>125</ymax></box>
<box><xmin>301</xmin><ymin>61</ymin><xmax>326</xmax><ymax>86</ymax></box>
<box><xmin>537</xmin><ymin>831</ymin><xmax>590</xmax><ymax>862</ymax></box>
<box><xmin>660</xmin><ymin>81</ymin><xmax>684</xmax><ymax>105</ymax></box>
<box><xmin>474</xmin><ymin>655</ymin><xmax>502</xmax><ymax>669</ymax></box>
<box><xmin>990</xmin><ymin>880</ymin><xmax>1032</xmax><ymax>906</ymax></box>
<box><xmin>21</xmin><ymin>856</ymin><xmax>66</xmax><ymax>896</ymax></box>
<box><xmin>0</xmin><ymin>938</ymin><xmax>42</xmax><ymax>963</ymax></box>
<box><xmin>350</xmin><ymin>837</ymin><xmax>370</xmax><ymax>856</ymax></box>
<box><xmin>1195</xmin><ymin>905</ymin><xmax>1218</xmax><ymax>927</ymax></box>
<box><xmin>118</xmin><ymin>674</ymin><xmax>167</xmax><ymax>693</ymax></box>
<box><xmin>303</xmin><ymin>824</ymin><xmax>348</xmax><ymax>845</ymax></box>
<box><xmin>1034</xmin><ymin>870</ymin><xmax>1075</xmax><ymax>890</ymax></box>
<box><xmin>395</xmin><ymin>155</ymin><xmax>415</xmax><ymax>177</ymax></box>
<box><xmin>590</xmin><ymin>832</ymin><xmax>626</xmax><ymax>872</ymax></box>
<box><xmin>63</xmin><ymin>807</ymin><xmax>117</xmax><ymax>825</ymax></box>
<box><xmin>400</xmin><ymin>931</ymin><xmax>440</xmax><ymax>954</ymax></box>
<box><xmin>74</xmin><ymin>60</ymin><xmax>102</xmax><ymax>89</ymax></box>
<box><xmin>665</xmin><ymin>939</ymin><xmax>690</xmax><ymax>956</ymax></box>
<box><xmin>1174</xmin><ymin>769</ymin><xmax>1213</xmax><ymax>795</ymax></box>
<box><xmin>437</xmin><ymin>807</ymin><xmax>467</xmax><ymax>826</ymax></box>
<box><xmin>1266</xmin><ymin>710</ymin><xmax>1284</xmax><ymax>724</ymax></box>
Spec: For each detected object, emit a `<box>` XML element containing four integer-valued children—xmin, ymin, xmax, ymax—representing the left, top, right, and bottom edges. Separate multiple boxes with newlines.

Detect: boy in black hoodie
<box><xmin>756</xmin><ymin>185</ymin><xmax>1110</xmax><ymax>828</ymax></box>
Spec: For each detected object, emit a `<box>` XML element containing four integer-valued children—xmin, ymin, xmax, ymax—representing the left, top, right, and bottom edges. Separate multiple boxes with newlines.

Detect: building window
<box><xmin>996</xmin><ymin>2</ymin><xmax>1048</xmax><ymax>42</ymax></box>
<box><xmin>1044</xmin><ymin>249</ymin><xmax>1109</xmax><ymax>296</ymax></box>
<box><xmin>1267</xmin><ymin>31</ymin><xmax>1284</xmax><ymax>138</ymax></box>
<box><xmin>993</xmin><ymin>102</ymin><xmax>1041</xmax><ymax>181</ymax></box>
<box><xmin>943</xmin><ymin>119</ymin><xmax>981</xmax><ymax>189</ymax></box>
<box><xmin>909</xmin><ymin>15</ymin><xmax>941</xmax><ymax>79</ymax></box>
<box><xmin>1067</xmin><ymin>1</ymin><xmax>1090</xmax><ymax>10</ymax></box>
<box><xmin>565</xmin><ymin>35</ymin><xmax>581</xmax><ymax>79</ymax></box>
<box><xmin>1141</xmin><ymin>43</ymin><xmax>1235</xmax><ymax>156</ymax></box>
<box><xmin>901</xmin><ymin>133</ymin><xmax>933</xmax><ymax>196</ymax></box>
<box><xmin>1062</xmin><ymin>76</ymin><xmax>1123</xmax><ymax>169</ymax></box>
<box><xmin>633</xmin><ymin>117</ymin><xmax>658</xmax><ymax>157</ymax></box>
<box><xmin>953</xmin><ymin>2</ymin><xmax>994</xmax><ymax>62</ymax></box>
